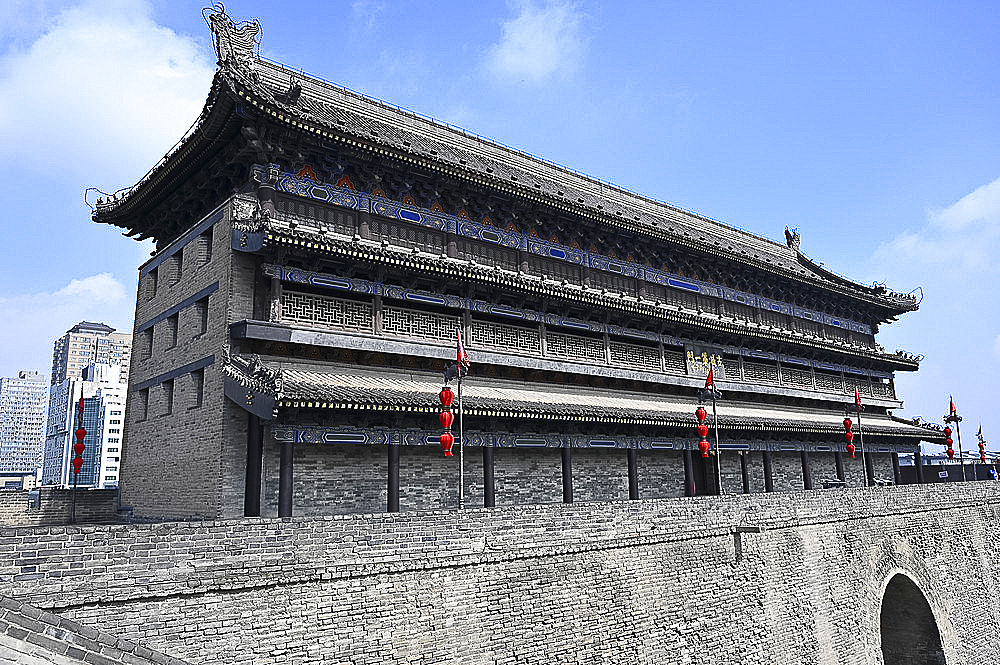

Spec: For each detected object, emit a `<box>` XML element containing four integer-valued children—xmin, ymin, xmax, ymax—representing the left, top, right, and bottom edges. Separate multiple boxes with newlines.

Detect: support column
<box><xmin>627</xmin><ymin>448</ymin><xmax>639</xmax><ymax>500</ymax></box>
<box><xmin>800</xmin><ymin>450</ymin><xmax>813</xmax><ymax>490</ymax></box>
<box><xmin>683</xmin><ymin>450</ymin><xmax>695</xmax><ymax>497</ymax></box>
<box><xmin>244</xmin><ymin>413</ymin><xmax>263</xmax><ymax>517</ymax></box>
<box><xmin>864</xmin><ymin>451</ymin><xmax>876</xmax><ymax>487</ymax></box>
<box><xmin>483</xmin><ymin>446</ymin><xmax>495</xmax><ymax>508</ymax></box>
<box><xmin>915</xmin><ymin>449</ymin><xmax>925</xmax><ymax>484</ymax></box>
<box><xmin>763</xmin><ymin>450</ymin><xmax>774</xmax><ymax>492</ymax></box>
<box><xmin>278</xmin><ymin>439</ymin><xmax>293</xmax><ymax>518</ymax></box>
<box><xmin>891</xmin><ymin>452</ymin><xmax>901</xmax><ymax>485</ymax></box>
<box><xmin>561</xmin><ymin>446</ymin><xmax>573</xmax><ymax>504</ymax></box>
<box><xmin>835</xmin><ymin>451</ymin><xmax>845</xmax><ymax>483</ymax></box>
<box><xmin>387</xmin><ymin>444</ymin><xmax>400</xmax><ymax>513</ymax></box>
<box><xmin>740</xmin><ymin>452</ymin><xmax>750</xmax><ymax>494</ymax></box>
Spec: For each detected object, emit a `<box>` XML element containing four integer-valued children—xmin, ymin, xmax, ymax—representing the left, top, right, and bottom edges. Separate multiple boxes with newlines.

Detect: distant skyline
<box><xmin>0</xmin><ymin>0</ymin><xmax>997</xmax><ymax>446</ymax></box>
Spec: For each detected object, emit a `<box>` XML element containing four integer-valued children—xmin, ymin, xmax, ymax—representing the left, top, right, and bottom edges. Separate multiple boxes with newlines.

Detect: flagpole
<box><xmin>458</xmin><ymin>375</ymin><xmax>465</xmax><ymax>509</ymax></box>
<box><xmin>955</xmin><ymin>412</ymin><xmax>967</xmax><ymax>482</ymax></box>
<box><xmin>711</xmin><ymin>393</ymin><xmax>723</xmax><ymax>495</ymax></box>
<box><xmin>856</xmin><ymin>399</ymin><xmax>869</xmax><ymax>488</ymax></box>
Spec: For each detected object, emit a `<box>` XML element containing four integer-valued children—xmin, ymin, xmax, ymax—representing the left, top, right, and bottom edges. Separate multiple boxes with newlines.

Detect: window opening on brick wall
<box><xmin>146</xmin><ymin>268</ymin><xmax>157</xmax><ymax>300</ymax></box>
<box><xmin>166</xmin><ymin>313</ymin><xmax>179</xmax><ymax>348</ymax></box>
<box><xmin>195</xmin><ymin>297</ymin><xmax>209</xmax><ymax>335</ymax></box>
<box><xmin>140</xmin><ymin>328</ymin><xmax>153</xmax><ymax>359</ymax></box>
<box><xmin>162</xmin><ymin>380</ymin><xmax>174</xmax><ymax>415</ymax></box>
<box><xmin>191</xmin><ymin>368</ymin><xmax>205</xmax><ymax>408</ymax></box>
<box><xmin>198</xmin><ymin>227</ymin><xmax>213</xmax><ymax>264</ymax></box>
<box><xmin>137</xmin><ymin>387</ymin><xmax>148</xmax><ymax>421</ymax></box>
<box><xmin>169</xmin><ymin>253</ymin><xmax>182</xmax><ymax>285</ymax></box>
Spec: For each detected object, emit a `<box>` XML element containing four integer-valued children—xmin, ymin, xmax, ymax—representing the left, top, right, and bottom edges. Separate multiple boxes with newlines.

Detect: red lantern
<box><xmin>73</xmin><ymin>442</ymin><xmax>85</xmax><ymax>455</ymax></box>
<box><xmin>71</xmin><ymin>457</ymin><xmax>83</xmax><ymax>472</ymax></box>
<box><xmin>439</xmin><ymin>432</ymin><xmax>454</xmax><ymax>456</ymax></box>
<box><xmin>439</xmin><ymin>410</ymin><xmax>454</xmax><ymax>429</ymax></box>
<box><xmin>946</xmin><ymin>448</ymin><xmax>955</xmax><ymax>460</ymax></box>
<box><xmin>944</xmin><ymin>427</ymin><xmax>952</xmax><ymax>437</ymax></box>
<box><xmin>698</xmin><ymin>439</ymin><xmax>710</xmax><ymax>458</ymax></box>
<box><xmin>695</xmin><ymin>407</ymin><xmax>707</xmax><ymax>422</ymax></box>
<box><xmin>981</xmin><ymin>454</ymin><xmax>987</xmax><ymax>463</ymax></box>
<box><xmin>846</xmin><ymin>443</ymin><xmax>856</xmax><ymax>459</ymax></box>
<box><xmin>697</xmin><ymin>423</ymin><xmax>709</xmax><ymax>438</ymax></box>
<box><xmin>843</xmin><ymin>418</ymin><xmax>852</xmax><ymax>430</ymax></box>
<box><xmin>945</xmin><ymin>437</ymin><xmax>953</xmax><ymax>447</ymax></box>
<box><xmin>75</xmin><ymin>427</ymin><xmax>86</xmax><ymax>441</ymax></box>
<box><xmin>439</xmin><ymin>387</ymin><xmax>455</xmax><ymax>408</ymax></box>
<box><xmin>845</xmin><ymin>431</ymin><xmax>854</xmax><ymax>443</ymax></box>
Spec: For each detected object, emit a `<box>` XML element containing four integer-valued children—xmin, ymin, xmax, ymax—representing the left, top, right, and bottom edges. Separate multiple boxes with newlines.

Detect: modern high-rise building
<box><xmin>42</xmin><ymin>363</ymin><xmax>126</xmax><ymax>489</ymax></box>
<box><xmin>0</xmin><ymin>371</ymin><xmax>48</xmax><ymax>474</ymax></box>
<box><xmin>50</xmin><ymin>321</ymin><xmax>132</xmax><ymax>386</ymax></box>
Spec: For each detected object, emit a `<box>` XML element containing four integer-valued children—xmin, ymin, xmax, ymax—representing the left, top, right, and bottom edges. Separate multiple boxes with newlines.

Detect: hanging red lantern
<box><xmin>439</xmin><ymin>432</ymin><xmax>454</xmax><ymax>456</ymax></box>
<box><xmin>439</xmin><ymin>410</ymin><xmax>454</xmax><ymax>429</ymax></box>
<box><xmin>439</xmin><ymin>386</ymin><xmax>455</xmax><ymax>407</ymax></box>
<box><xmin>697</xmin><ymin>423</ymin><xmax>709</xmax><ymax>438</ymax></box>
<box><xmin>946</xmin><ymin>448</ymin><xmax>955</xmax><ymax>460</ymax></box>
<box><xmin>72</xmin><ymin>457</ymin><xmax>83</xmax><ymax>472</ymax></box>
<box><xmin>945</xmin><ymin>437</ymin><xmax>953</xmax><ymax>447</ymax></box>
<box><xmin>944</xmin><ymin>427</ymin><xmax>952</xmax><ymax>437</ymax></box>
<box><xmin>75</xmin><ymin>427</ymin><xmax>86</xmax><ymax>441</ymax></box>
<box><xmin>846</xmin><ymin>443</ymin><xmax>856</xmax><ymax>459</ymax></box>
<box><xmin>845</xmin><ymin>430</ymin><xmax>854</xmax><ymax>443</ymax></box>
<box><xmin>698</xmin><ymin>439</ymin><xmax>710</xmax><ymax>457</ymax></box>
<box><xmin>981</xmin><ymin>453</ymin><xmax>987</xmax><ymax>463</ymax></box>
<box><xmin>695</xmin><ymin>407</ymin><xmax>707</xmax><ymax>422</ymax></box>
<box><xmin>73</xmin><ymin>442</ymin><xmax>85</xmax><ymax>455</ymax></box>
<box><xmin>843</xmin><ymin>418</ymin><xmax>852</xmax><ymax>430</ymax></box>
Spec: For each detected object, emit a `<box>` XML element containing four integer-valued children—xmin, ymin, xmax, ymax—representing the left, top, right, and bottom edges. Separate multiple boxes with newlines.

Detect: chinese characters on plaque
<box><xmin>685</xmin><ymin>344</ymin><xmax>726</xmax><ymax>381</ymax></box>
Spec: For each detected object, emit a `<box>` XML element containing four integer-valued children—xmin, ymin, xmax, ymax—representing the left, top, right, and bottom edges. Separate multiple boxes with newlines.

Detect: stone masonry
<box><xmin>2</xmin><ymin>481</ymin><xmax>997</xmax><ymax>664</ymax></box>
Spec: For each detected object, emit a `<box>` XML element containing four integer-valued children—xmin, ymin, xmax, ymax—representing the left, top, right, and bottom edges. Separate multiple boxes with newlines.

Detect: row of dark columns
<box><xmin>245</xmin><ymin>415</ymin><xmax>910</xmax><ymax>517</ymax></box>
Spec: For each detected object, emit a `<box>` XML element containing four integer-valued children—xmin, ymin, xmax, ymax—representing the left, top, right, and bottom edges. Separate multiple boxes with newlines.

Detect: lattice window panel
<box><xmin>546</xmin><ymin>332</ymin><xmax>606</xmax><ymax>363</ymax></box>
<box><xmin>274</xmin><ymin>196</ymin><xmax>356</xmax><ymax>236</ymax></box>
<box><xmin>663</xmin><ymin>349</ymin><xmax>686</xmax><ymax>374</ymax></box>
<box><xmin>793</xmin><ymin>317</ymin><xmax>823</xmax><ymax>336</ymax></box>
<box><xmin>744</xmin><ymin>361</ymin><xmax>779</xmax><ymax>384</ymax></box>
<box><xmin>781</xmin><ymin>366</ymin><xmax>813</xmax><ymax>388</ymax></box>
<box><xmin>872</xmin><ymin>381</ymin><xmax>895</xmax><ymax>399</ymax></box>
<box><xmin>471</xmin><ymin>320</ymin><xmax>541</xmax><ymax>355</ymax></box>
<box><xmin>849</xmin><ymin>331</ymin><xmax>875</xmax><ymax>348</ymax></box>
<box><xmin>845</xmin><ymin>380</ymin><xmax>872</xmax><ymax>397</ymax></box>
<box><xmin>369</xmin><ymin>218</ymin><xmax>445</xmax><ymax>254</ymax></box>
<box><xmin>458</xmin><ymin>239</ymin><xmax>519</xmax><ymax>272</ymax></box>
<box><xmin>282</xmin><ymin>291</ymin><xmax>373</xmax><ymax>332</ymax></box>
<box><xmin>697</xmin><ymin>295</ymin><xmax>720</xmax><ymax>315</ymax></box>
<box><xmin>383</xmin><ymin>306</ymin><xmax>461</xmax><ymax>343</ymax></box>
<box><xmin>661</xmin><ymin>286</ymin><xmax>699</xmax><ymax>311</ymax></box>
<box><xmin>609</xmin><ymin>342</ymin><xmax>660</xmax><ymax>372</ymax></box>
<box><xmin>759</xmin><ymin>309</ymin><xmax>787</xmax><ymax>329</ymax></box>
<box><xmin>591</xmin><ymin>270</ymin><xmax>633</xmax><ymax>295</ymax></box>
<box><xmin>814</xmin><ymin>371</ymin><xmax>843</xmax><ymax>392</ymax></box>
<box><xmin>526</xmin><ymin>255</ymin><xmax>581</xmax><ymax>283</ymax></box>
<box><xmin>724</xmin><ymin>301</ymin><xmax>756</xmax><ymax>321</ymax></box>
<box><xmin>722</xmin><ymin>357</ymin><xmax>742</xmax><ymax>379</ymax></box>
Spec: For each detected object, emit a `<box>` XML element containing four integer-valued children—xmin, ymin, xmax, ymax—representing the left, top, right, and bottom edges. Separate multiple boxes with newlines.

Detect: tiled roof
<box><xmin>231</xmin><ymin>359</ymin><xmax>929</xmax><ymax>438</ymax></box>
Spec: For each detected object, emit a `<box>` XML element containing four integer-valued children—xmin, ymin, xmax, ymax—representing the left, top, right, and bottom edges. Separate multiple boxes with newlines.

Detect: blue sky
<box><xmin>0</xmin><ymin>0</ymin><xmax>997</xmax><ymax>449</ymax></box>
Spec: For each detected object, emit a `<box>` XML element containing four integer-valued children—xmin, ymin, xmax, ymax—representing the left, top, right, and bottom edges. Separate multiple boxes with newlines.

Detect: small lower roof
<box><xmin>224</xmin><ymin>354</ymin><xmax>932</xmax><ymax>439</ymax></box>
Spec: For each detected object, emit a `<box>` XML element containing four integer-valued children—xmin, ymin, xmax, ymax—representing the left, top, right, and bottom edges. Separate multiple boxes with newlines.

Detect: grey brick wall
<box><xmin>2</xmin><ymin>482</ymin><xmax>998</xmax><ymax>664</ymax></box>
<box><xmin>0</xmin><ymin>489</ymin><xmax>118</xmax><ymax>527</ymax></box>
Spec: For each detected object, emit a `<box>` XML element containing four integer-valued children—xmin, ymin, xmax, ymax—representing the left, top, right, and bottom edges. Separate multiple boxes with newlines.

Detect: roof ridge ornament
<box><xmin>204</xmin><ymin>3</ymin><xmax>260</xmax><ymax>73</ymax></box>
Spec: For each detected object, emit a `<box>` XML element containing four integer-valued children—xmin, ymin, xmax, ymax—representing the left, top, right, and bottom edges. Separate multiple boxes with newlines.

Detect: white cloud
<box><xmin>351</xmin><ymin>0</ymin><xmax>386</xmax><ymax>31</ymax></box>
<box><xmin>486</xmin><ymin>0</ymin><xmax>586</xmax><ymax>84</ymax></box>
<box><xmin>0</xmin><ymin>0</ymin><xmax>214</xmax><ymax>187</ymax></box>
<box><xmin>54</xmin><ymin>272</ymin><xmax>127</xmax><ymax>303</ymax></box>
<box><xmin>0</xmin><ymin>273</ymin><xmax>134</xmax><ymax>379</ymax></box>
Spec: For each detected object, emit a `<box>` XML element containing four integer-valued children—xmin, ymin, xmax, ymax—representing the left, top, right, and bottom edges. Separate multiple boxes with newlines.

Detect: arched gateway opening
<box><xmin>880</xmin><ymin>574</ymin><xmax>946</xmax><ymax>665</ymax></box>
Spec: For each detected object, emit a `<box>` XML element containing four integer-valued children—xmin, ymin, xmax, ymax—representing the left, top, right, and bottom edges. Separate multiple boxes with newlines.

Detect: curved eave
<box><xmin>794</xmin><ymin>250</ymin><xmax>919</xmax><ymax>316</ymax></box>
<box><xmin>256</xmin><ymin>225</ymin><xmax>921</xmax><ymax>373</ymax></box>
<box><xmin>91</xmin><ymin>70</ymin><xmax>239</xmax><ymax>237</ymax></box>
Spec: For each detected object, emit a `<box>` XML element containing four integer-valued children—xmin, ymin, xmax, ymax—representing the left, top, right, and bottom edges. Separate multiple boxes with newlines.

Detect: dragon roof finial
<box><xmin>204</xmin><ymin>3</ymin><xmax>260</xmax><ymax>71</ymax></box>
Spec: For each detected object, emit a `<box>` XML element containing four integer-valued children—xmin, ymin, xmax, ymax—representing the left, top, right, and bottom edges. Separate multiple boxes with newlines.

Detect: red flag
<box><xmin>705</xmin><ymin>368</ymin><xmax>714</xmax><ymax>389</ymax></box>
<box><xmin>949</xmin><ymin>396</ymin><xmax>956</xmax><ymax>416</ymax></box>
<box><xmin>457</xmin><ymin>331</ymin><xmax>470</xmax><ymax>375</ymax></box>
<box><xmin>855</xmin><ymin>387</ymin><xmax>862</xmax><ymax>412</ymax></box>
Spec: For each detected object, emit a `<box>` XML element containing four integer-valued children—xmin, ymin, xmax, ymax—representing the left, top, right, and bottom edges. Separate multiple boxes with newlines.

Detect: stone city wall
<box><xmin>0</xmin><ymin>489</ymin><xmax>118</xmax><ymax>528</ymax></box>
<box><xmin>2</xmin><ymin>481</ymin><xmax>998</xmax><ymax>664</ymax></box>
